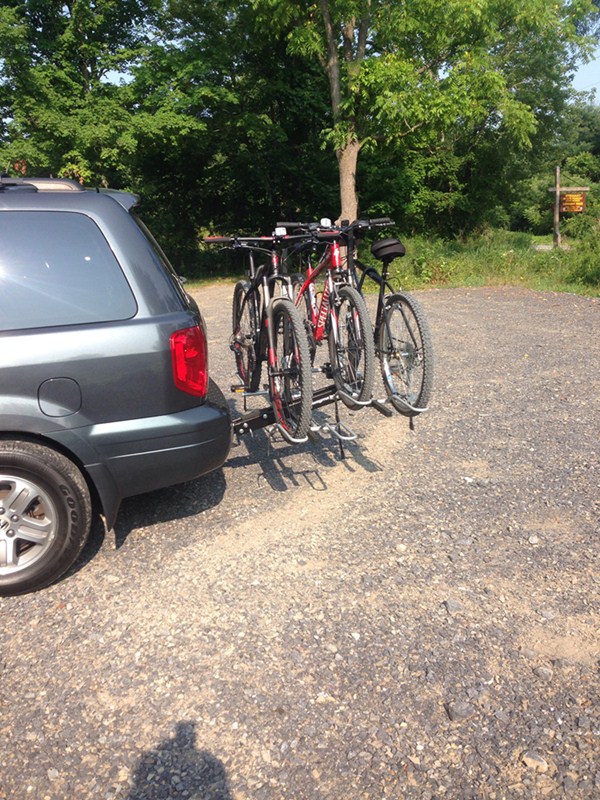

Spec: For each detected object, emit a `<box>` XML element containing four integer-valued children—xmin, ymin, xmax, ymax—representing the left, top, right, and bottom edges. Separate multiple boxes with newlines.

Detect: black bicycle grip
<box><xmin>203</xmin><ymin>236</ymin><xmax>234</xmax><ymax>244</ymax></box>
<box><xmin>369</xmin><ymin>217</ymin><xmax>395</xmax><ymax>226</ymax></box>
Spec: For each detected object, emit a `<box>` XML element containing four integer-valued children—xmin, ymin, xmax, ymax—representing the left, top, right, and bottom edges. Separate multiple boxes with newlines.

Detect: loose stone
<box><xmin>522</xmin><ymin>751</ymin><xmax>549</xmax><ymax>772</ymax></box>
<box><xmin>445</xmin><ymin>701</ymin><xmax>476</xmax><ymax>722</ymax></box>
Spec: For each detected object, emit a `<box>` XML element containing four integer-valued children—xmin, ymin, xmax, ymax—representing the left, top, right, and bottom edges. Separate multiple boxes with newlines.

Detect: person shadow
<box><xmin>125</xmin><ymin>721</ymin><xmax>233</xmax><ymax>800</ymax></box>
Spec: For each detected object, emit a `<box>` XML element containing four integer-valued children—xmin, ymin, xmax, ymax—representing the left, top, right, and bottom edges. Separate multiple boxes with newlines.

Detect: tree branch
<box><xmin>320</xmin><ymin>0</ymin><xmax>342</xmax><ymax>121</ymax></box>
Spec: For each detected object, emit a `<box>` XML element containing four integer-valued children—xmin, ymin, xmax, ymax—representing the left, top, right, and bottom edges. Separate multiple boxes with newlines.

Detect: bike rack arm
<box><xmin>232</xmin><ymin>384</ymin><xmax>341</xmax><ymax>436</ymax></box>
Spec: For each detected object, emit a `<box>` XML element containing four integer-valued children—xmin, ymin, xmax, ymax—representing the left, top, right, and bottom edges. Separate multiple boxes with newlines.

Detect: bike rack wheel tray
<box><xmin>232</xmin><ymin>384</ymin><xmax>342</xmax><ymax>437</ymax></box>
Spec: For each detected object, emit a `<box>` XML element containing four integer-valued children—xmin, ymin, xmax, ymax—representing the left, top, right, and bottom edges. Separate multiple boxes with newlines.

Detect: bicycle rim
<box><xmin>269</xmin><ymin>298</ymin><xmax>313</xmax><ymax>442</ymax></box>
<box><xmin>379</xmin><ymin>292</ymin><xmax>434</xmax><ymax>415</ymax></box>
<box><xmin>328</xmin><ymin>284</ymin><xmax>375</xmax><ymax>408</ymax></box>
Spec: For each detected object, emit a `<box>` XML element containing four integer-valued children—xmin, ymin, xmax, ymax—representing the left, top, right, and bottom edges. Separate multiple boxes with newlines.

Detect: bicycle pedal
<box><xmin>230</xmin><ymin>384</ymin><xmax>246</xmax><ymax>393</ymax></box>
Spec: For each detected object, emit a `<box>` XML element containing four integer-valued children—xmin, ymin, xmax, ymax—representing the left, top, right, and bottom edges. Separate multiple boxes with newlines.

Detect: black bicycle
<box><xmin>204</xmin><ymin>234</ymin><xmax>313</xmax><ymax>443</ymax></box>
<box><xmin>347</xmin><ymin>218</ymin><xmax>434</xmax><ymax>416</ymax></box>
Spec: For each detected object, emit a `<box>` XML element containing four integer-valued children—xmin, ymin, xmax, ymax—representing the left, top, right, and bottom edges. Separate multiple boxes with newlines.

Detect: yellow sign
<box><xmin>560</xmin><ymin>192</ymin><xmax>586</xmax><ymax>213</ymax></box>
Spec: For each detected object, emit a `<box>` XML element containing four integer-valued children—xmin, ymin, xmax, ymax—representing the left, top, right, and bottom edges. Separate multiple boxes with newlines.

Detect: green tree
<box><xmin>126</xmin><ymin>0</ymin><xmax>336</xmax><ymax>266</ymax></box>
<box><xmin>0</xmin><ymin>0</ymin><xmax>159</xmax><ymax>182</ymax></box>
<box><xmin>252</xmin><ymin>0</ymin><xmax>597</xmax><ymax>222</ymax></box>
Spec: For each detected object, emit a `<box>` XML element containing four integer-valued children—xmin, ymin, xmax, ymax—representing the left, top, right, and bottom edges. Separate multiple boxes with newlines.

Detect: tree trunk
<box><xmin>337</xmin><ymin>137</ymin><xmax>361</xmax><ymax>222</ymax></box>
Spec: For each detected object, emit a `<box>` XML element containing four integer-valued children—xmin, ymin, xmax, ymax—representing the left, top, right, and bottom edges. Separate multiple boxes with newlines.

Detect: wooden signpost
<box><xmin>548</xmin><ymin>166</ymin><xmax>590</xmax><ymax>247</ymax></box>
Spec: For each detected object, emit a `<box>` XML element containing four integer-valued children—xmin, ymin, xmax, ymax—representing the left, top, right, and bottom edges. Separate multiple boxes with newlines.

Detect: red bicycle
<box><xmin>279</xmin><ymin>222</ymin><xmax>376</xmax><ymax>409</ymax></box>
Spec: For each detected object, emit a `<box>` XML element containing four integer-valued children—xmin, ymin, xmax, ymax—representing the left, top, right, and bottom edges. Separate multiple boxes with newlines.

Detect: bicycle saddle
<box><xmin>371</xmin><ymin>238</ymin><xmax>406</xmax><ymax>263</ymax></box>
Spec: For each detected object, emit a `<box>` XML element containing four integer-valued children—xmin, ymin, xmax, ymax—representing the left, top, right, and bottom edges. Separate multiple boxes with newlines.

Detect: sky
<box><xmin>572</xmin><ymin>45</ymin><xmax>600</xmax><ymax>97</ymax></box>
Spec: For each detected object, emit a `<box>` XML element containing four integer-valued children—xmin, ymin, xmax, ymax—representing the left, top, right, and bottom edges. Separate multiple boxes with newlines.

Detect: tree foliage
<box><xmin>0</xmin><ymin>0</ymin><xmax>598</xmax><ymax>273</ymax></box>
<box><xmin>0</xmin><ymin>0</ymin><xmax>160</xmax><ymax>182</ymax></box>
<box><xmin>251</xmin><ymin>0</ymin><xmax>597</xmax><ymax>221</ymax></box>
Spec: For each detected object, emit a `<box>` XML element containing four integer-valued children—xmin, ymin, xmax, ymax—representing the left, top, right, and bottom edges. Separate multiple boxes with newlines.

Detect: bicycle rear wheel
<box><xmin>328</xmin><ymin>284</ymin><xmax>375</xmax><ymax>408</ymax></box>
<box><xmin>378</xmin><ymin>292</ymin><xmax>434</xmax><ymax>415</ymax></box>
<box><xmin>231</xmin><ymin>280</ymin><xmax>261</xmax><ymax>392</ymax></box>
<box><xmin>269</xmin><ymin>297</ymin><xmax>313</xmax><ymax>442</ymax></box>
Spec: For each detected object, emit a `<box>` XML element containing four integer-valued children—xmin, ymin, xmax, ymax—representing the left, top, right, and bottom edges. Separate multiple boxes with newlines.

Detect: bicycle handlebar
<box><xmin>204</xmin><ymin>216</ymin><xmax>395</xmax><ymax>255</ymax></box>
<box><xmin>204</xmin><ymin>235</ymin><xmax>277</xmax><ymax>246</ymax></box>
<box><xmin>203</xmin><ymin>233</ymin><xmax>314</xmax><ymax>256</ymax></box>
<box><xmin>276</xmin><ymin>217</ymin><xmax>394</xmax><ymax>235</ymax></box>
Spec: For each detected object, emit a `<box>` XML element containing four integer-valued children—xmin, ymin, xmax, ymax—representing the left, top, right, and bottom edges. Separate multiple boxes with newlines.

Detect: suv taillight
<box><xmin>170</xmin><ymin>325</ymin><xmax>208</xmax><ymax>398</ymax></box>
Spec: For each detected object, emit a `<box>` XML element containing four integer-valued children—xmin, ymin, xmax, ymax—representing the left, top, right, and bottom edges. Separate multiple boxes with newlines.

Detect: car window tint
<box><xmin>132</xmin><ymin>214</ymin><xmax>189</xmax><ymax>303</ymax></box>
<box><xmin>0</xmin><ymin>211</ymin><xmax>137</xmax><ymax>331</ymax></box>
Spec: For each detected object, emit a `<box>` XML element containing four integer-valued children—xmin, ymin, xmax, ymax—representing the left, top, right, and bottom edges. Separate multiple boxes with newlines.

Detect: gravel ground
<box><xmin>1</xmin><ymin>285</ymin><xmax>598</xmax><ymax>800</ymax></box>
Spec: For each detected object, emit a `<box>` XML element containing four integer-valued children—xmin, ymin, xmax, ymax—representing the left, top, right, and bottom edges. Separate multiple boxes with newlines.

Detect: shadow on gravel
<box><xmin>59</xmin><ymin>468</ymin><xmax>227</xmax><ymax>584</ymax></box>
<box><xmin>125</xmin><ymin>721</ymin><xmax>232</xmax><ymax>800</ymax></box>
<box><xmin>60</xmin><ymin>513</ymin><xmax>108</xmax><ymax>585</ymax></box>
<box><xmin>226</xmin><ymin>424</ymin><xmax>383</xmax><ymax>493</ymax></box>
<box><xmin>112</xmin><ymin>468</ymin><xmax>227</xmax><ymax>550</ymax></box>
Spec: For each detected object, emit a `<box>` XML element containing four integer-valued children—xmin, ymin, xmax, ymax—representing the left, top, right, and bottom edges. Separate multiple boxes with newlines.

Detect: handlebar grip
<box><xmin>276</xmin><ymin>221</ymin><xmax>305</xmax><ymax>230</ymax></box>
<box><xmin>276</xmin><ymin>221</ymin><xmax>330</xmax><ymax>234</ymax></box>
<box><xmin>203</xmin><ymin>236</ymin><xmax>234</xmax><ymax>244</ymax></box>
<box><xmin>348</xmin><ymin>217</ymin><xmax>394</xmax><ymax>229</ymax></box>
<box><xmin>314</xmin><ymin>230</ymin><xmax>340</xmax><ymax>241</ymax></box>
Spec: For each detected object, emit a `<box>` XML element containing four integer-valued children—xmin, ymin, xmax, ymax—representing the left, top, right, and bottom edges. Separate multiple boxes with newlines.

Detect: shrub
<box><xmin>566</xmin><ymin>226</ymin><xmax>600</xmax><ymax>288</ymax></box>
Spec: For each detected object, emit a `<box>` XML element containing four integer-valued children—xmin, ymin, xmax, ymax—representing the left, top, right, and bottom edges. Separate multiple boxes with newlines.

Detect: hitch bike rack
<box><xmin>232</xmin><ymin>383</ymin><xmax>406</xmax><ymax>458</ymax></box>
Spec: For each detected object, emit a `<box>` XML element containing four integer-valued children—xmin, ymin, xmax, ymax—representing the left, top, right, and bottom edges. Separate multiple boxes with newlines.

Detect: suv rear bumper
<box><xmin>52</xmin><ymin>381</ymin><xmax>232</xmax><ymax>528</ymax></box>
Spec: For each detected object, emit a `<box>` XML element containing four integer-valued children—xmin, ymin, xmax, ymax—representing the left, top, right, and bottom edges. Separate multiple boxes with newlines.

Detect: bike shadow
<box><xmin>124</xmin><ymin>721</ymin><xmax>233</xmax><ymax>800</ymax></box>
<box><xmin>226</xmin><ymin>409</ymin><xmax>383</xmax><ymax>494</ymax></box>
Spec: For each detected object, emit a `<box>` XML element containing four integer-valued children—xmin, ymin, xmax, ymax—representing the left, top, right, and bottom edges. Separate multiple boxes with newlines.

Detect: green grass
<box><xmin>382</xmin><ymin>229</ymin><xmax>600</xmax><ymax>297</ymax></box>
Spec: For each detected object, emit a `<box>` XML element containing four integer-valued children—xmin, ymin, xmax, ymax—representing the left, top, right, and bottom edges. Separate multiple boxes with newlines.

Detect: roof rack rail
<box><xmin>0</xmin><ymin>176</ymin><xmax>36</xmax><ymax>192</ymax></box>
<box><xmin>0</xmin><ymin>176</ymin><xmax>85</xmax><ymax>192</ymax></box>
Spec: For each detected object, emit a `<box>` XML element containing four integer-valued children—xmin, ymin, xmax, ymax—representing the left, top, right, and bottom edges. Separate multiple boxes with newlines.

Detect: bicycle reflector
<box><xmin>170</xmin><ymin>325</ymin><xmax>208</xmax><ymax>397</ymax></box>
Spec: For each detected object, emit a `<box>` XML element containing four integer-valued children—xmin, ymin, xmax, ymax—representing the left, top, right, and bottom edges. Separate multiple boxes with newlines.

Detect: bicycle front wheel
<box><xmin>269</xmin><ymin>297</ymin><xmax>313</xmax><ymax>442</ymax></box>
<box><xmin>328</xmin><ymin>284</ymin><xmax>375</xmax><ymax>408</ymax></box>
<box><xmin>232</xmin><ymin>280</ymin><xmax>261</xmax><ymax>392</ymax></box>
<box><xmin>378</xmin><ymin>292</ymin><xmax>434</xmax><ymax>415</ymax></box>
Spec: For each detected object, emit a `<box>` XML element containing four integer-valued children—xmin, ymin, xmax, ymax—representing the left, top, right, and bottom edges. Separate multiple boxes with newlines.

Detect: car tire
<box><xmin>0</xmin><ymin>440</ymin><xmax>92</xmax><ymax>596</ymax></box>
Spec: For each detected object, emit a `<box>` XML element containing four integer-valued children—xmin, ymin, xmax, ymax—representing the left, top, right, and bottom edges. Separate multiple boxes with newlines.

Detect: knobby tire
<box><xmin>328</xmin><ymin>284</ymin><xmax>375</xmax><ymax>409</ymax></box>
<box><xmin>378</xmin><ymin>291</ymin><xmax>434</xmax><ymax>415</ymax></box>
<box><xmin>269</xmin><ymin>298</ymin><xmax>313</xmax><ymax>442</ymax></box>
<box><xmin>231</xmin><ymin>280</ymin><xmax>261</xmax><ymax>392</ymax></box>
<box><xmin>291</xmin><ymin>274</ymin><xmax>317</xmax><ymax>364</ymax></box>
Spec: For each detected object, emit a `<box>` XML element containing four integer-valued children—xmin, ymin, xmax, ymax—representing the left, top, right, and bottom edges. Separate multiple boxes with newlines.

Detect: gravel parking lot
<box><xmin>1</xmin><ymin>285</ymin><xmax>598</xmax><ymax>800</ymax></box>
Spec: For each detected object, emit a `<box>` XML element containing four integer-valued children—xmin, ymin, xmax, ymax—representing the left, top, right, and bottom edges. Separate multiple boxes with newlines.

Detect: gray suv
<box><xmin>0</xmin><ymin>177</ymin><xmax>232</xmax><ymax>595</ymax></box>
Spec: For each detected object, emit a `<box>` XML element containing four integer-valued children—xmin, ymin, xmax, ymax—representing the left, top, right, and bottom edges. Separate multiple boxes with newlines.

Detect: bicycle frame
<box><xmin>293</xmin><ymin>239</ymin><xmax>345</xmax><ymax>345</ymax></box>
<box><xmin>353</xmin><ymin>255</ymin><xmax>394</xmax><ymax>344</ymax></box>
<box><xmin>341</xmin><ymin>221</ymin><xmax>398</xmax><ymax>346</ymax></box>
<box><xmin>237</xmin><ymin>243</ymin><xmax>296</xmax><ymax>374</ymax></box>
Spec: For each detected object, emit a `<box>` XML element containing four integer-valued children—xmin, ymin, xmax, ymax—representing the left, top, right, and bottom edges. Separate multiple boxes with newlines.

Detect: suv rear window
<box><xmin>0</xmin><ymin>211</ymin><xmax>136</xmax><ymax>331</ymax></box>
